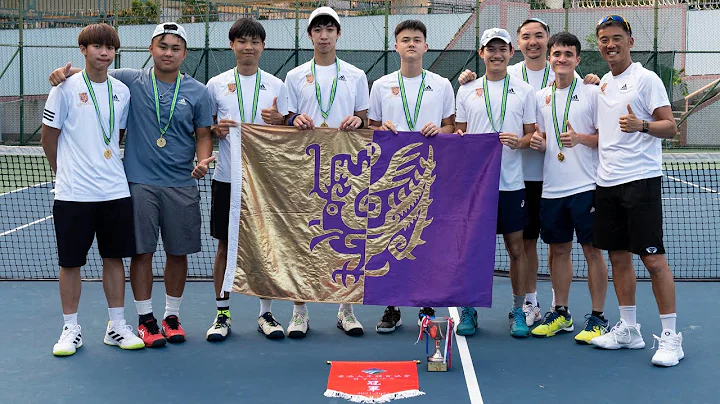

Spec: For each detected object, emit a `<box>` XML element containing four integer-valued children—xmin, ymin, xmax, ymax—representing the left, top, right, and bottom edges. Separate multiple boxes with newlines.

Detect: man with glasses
<box><xmin>589</xmin><ymin>15</ymin><xmax>683</xmax><ymax>367</ymax></box>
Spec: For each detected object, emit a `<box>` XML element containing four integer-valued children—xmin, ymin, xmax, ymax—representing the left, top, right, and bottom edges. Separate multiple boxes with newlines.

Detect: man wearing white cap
<box><xmin>49</xmin><ymin>22</ymin><xmax>215</xmax><ymax>348</ymax></box>
<box><xmin>455</xmin><ymin>28</ymin><xmax>537</xmax><ymax>338</ymax></box>
<box><xmin>283</xmin><ymin>6</ymin><xmax>370</xmax><ymax>338</ymax></box>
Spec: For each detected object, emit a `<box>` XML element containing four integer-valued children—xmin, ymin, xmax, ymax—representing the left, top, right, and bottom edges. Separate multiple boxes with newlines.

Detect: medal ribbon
<box><xmin>522</xmin><ymin>62</ymin><xmax>551</xmax><ymax>89</ymax></box>
<box><xmin>233</xmin><ymin>67</ymin><xmax>261</xmax><ymax>123</ymax></box>
<box><xmin>151</xmin><ymin>68</ymin><xmax>182</xmax><ymax>136</ymax></box>
<box><xmin>310</xmin><ymin>58</ymin><xmax>339</xmax><ymax>121</ymax></box>
<box><xmin>551</xmin><ymin>78</ymin><xmax>578</xmax><ymax>151</ymax></box>
<box><xmin>483</xmin><ymin>74</ymin><xmax>510</xmax><ymax>133</ymax></box>
<box><xmin>397</xmin><ymin>70</ymin><xmax>427</xmax><ymax>131</ymax></box>
<box><xmin>82</xmin><ymin>70</ymin><xmax>114</xmax><ymax>147</ymax></box>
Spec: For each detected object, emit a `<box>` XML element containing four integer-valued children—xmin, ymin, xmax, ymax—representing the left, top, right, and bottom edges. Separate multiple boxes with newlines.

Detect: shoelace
<box><xmin>215</xmin><ymin>313</ymin><xmax>229</xmax><ymax>328</ymax></box>
<box><xmin>513</xmin><ymin>308</ymin><xmax>526</xmax><ymax>326</ymax></box>
<box><xmin>652</xmin><ymin>334</ymin><xmax>679</xmax><ymax>352</ymax></box>
<box><xmin>381</xmin><ymin>308</ymin><xmax>398</xmax><ymax>323</ymax></box>
<box><xmin>261</xmin><ymin>313</ymin><xmax>280</xmax><ymax>327</ymax></box>
<box><xmin>460</xmin><ymin>308</ymin><xmax>475</xmax><ymax>324</ymax></box>
<box><xmin>292</xmin><ymin>313</ymin><xmax>307</xmax><ymax>325</ymax></box>
<box><xmin>143</xmin><ymin>319</ymin><xmax>161</xmax><ymax>334</ymax></box>
<box><xmin>541</xmin><ymin>311</ymin><xmax>560</xmax><ymax>325</ymax></box>
<box><xmin>115</xmin><ymin>324</ymin><xmax>135</xmax><ymax>336</ymax></box>
<box><xmin>583</xmin><ymin>314</ymin><xmax>608</xmax><ymax>332</ymax></box>
<box><xmin>340</xmin><ymin>311</ymin><xmax>358</xmax><ymax>323</ymax></box>
<box><xmin>59</xmin><ymin>326</ymin><xmax>79</xmax><ymax>342</ymax></box>
<box><xmin>165</xmin><ymin>316</ymin><xmax>181</xmax><ymax>330</ymax></box>
<box><xmin>606</xmin><ymin>320</ymin><xmax>631</xmax><ymax>344</ymax></box>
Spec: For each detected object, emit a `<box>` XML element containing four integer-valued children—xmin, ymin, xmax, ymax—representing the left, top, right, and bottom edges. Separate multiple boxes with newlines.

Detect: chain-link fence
<box><xmin>1</xmin><ymin>0</ymin><xmax>719</xmax><ymax>145</ymax></box>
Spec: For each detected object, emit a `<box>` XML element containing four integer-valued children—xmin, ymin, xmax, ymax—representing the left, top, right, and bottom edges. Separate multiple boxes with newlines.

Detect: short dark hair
<box><xmin>307</xmin><ymin>15</ymin><xmax>341</xmax><ymax>34</ymax></box>
<box><xmin>595</xmin><ymin>15</ymin><xmax>632</xmax><ymax>37</ymax></box>
<box><xmin>517</xmin><ymin>18</ymin><xmax>549</xmax><ymax>34</ymax></box>
<box><xmin>547</xmin><ymin>31</ymin><xmax>581</xmax><ymax>56</ymax></box>
<box><xmin>78</xmin><ymin>23</ymin><xmax>120</xmax><ymax>49</ymax></box>
<box><xmin>394</xmin><ymin>20</ymin><xmax>427</xmax><ymax>39</ymax></box>
<box><xmin>229</xmin><ymin>18</ymin><xmax>266</xmax><ymax>42</ymax></box>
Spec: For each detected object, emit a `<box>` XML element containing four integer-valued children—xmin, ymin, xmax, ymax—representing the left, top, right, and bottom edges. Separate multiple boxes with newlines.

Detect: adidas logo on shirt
<box><xmin>43</xmin><ymin>108</ymin><xmax>55</xmax><ymax>122</ymax></box>
<box><xmin>571</xmin><ymin>95</ymin><xmax>579</xmax><ymax>101</ymax></box>
<box><xmin>178</xmin><ymin>98</ymin><xmax>187</xmax><ymax>106</ymax></box>
<box><xmin>113</xmin><ymin>95</ymin><xmax>120</xmax><ymax>102</ymax></box>
<box><xmin>260</xmin><ymin>83</ymin><xmax>266</xmax><ymax>90</ymax></box>
<box><xmin>621</xmin><ymin>84</ymin><xmax>628</xmax><ymax>90</ymax></box>
<box><xmin>339</xmin><ymin>75</ymin><xmax>346</xmax><ymax>81</ymax></box>
<box><xmin>508</xmin><ymin>88</ymin><xmax>515</xmax><ymax>94</ymax></box>
<box><xmin>424</xmin><ymin>85</ymin><xmax>433</xmax><ymax>91</ymax></box>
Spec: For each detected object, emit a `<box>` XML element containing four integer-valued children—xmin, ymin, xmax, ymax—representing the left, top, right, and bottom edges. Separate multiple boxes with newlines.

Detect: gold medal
<box><xmin>557</xmin><ymin>152</ymin><xmax>565</xmax><ymax>162</ymax></box>
<box><xmin>320</xmin><ymin>121</ymin><xmax>329</xmax><ymax>128</ymax></box>
<box><xmin>103</xmin><ymin>149</ymin><xmax>112</xmax><ymax>159</ymax></box>
<box><xmin>157</xmin><ymin>137</ymin><xmax>166</xmax><ymax>148</ymax></box>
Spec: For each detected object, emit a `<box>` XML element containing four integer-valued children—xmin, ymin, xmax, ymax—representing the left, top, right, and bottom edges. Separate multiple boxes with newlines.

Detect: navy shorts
<box><xmin>523</xmin><ymin>181</ymin><xmax>542</xmax><ymax>240</ymax></box>
<box><xmin>539</xmin><ymin>190</ymin><xmax>595</xmax><ymax>245</ymax></box>
<box><xmin>497</xmin><ymin>189</ymin><xmax>527</xmax><ymax>235</ymax></box>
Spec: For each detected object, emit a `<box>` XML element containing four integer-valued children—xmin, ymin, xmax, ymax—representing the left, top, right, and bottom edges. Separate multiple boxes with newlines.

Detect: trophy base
<box><xmin>427</xmin><ymin>361</ymin><xmax>448</xmax><ymax>372</ymax></box>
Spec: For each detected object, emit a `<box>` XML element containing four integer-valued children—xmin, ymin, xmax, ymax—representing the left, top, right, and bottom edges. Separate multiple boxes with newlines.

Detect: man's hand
<box><xmin>213</xmin><ymin>119</ymin><xmax>238</xmax><ymax>139</ymax></box>
<box><xmin>458</xmin><ymin>69</ymin><xmax>477</xmax><ymax>85</ymax></box>
<box><xmin>339</xmin><ymin>115</ymin><xmax>362</xmax><ymax>130</ymax></box>
<box><xmin>529</xmin><ymin>124</ymin><xmax>546</xmax><ymax>152</ymax></box>
<box><xmin>583</xmin><ymin>73</ymin><xmax>600</xmax><ymax>85</ymax></box>
<box><xmin>455</xmin><ymin>128</ymin><xmax>465</xmax><ymax>136</ymax></box>
<box><xmin>499</xmin><ymin>132</ymin><xmax>520</xmax><ymax>149</ymax></box>
<box><xmin>619</xmin><ymin>104</ymin><xmax>642</xmax><ymax>133</ymax></box>
<box><xmin>380</xmin><ymin>120</ymin><xmax>398</xmax><ymax>134</ymax></box>
<box><xmin>261</xmin><ymin>97</ymin><xmax>284</xmax><ymax>125</ymax></box>
<box><xmin>49</xmin><ymin>63</ymin><xmax>73</xmax><ymax>86</ymax></box>
<box><xmin>420</xmin><ymin>122</ymin><xmax>439</xmax><ymax>137</ymax></box>
<box><xmin>293</xmin><ymin>113</ymin><xmax>314</xmax><ymax>130</ymax></box>
<box><xmin>192</xmin><ymin>155</ymin><xmax>216</xmax><ymax>179</ymax></box>
<box><xmin>559</xmin><ymin>121</ymin><xmax>580</xmax><ymax>147</ymax></box>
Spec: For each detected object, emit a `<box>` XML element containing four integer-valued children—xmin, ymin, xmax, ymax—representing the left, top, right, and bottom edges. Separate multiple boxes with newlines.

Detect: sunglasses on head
<box><xmin>597</xmin><ymin>15</ymin><xmax>630</xmax><ymax>31</ymax></box>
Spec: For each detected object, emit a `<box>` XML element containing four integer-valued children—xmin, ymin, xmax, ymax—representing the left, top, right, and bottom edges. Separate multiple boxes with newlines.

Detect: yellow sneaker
<box><xmin>575</xmin><ymin>314</ymin><xmax>609</xmax><ymax>344</ymax></box>
<box><xmin>531</xmin><ymin>311</ymin><xmax>574</xmax><ymax>337</ymax></box>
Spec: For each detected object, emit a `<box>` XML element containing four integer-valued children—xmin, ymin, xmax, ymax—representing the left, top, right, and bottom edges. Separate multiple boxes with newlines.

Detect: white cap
<box><xmin>308</xmin><ymin>7</ymin><xmax>340</xmax><ymax>28</ymax></box>
<box><xmin>152</xmin><ymin>22</ymin><xmax>187</xmax><ymax>43</ymax></box>
<box><xmin>481</xmin><ymin>28</ymin><xmax>512</xmax><ymax>47</ymax></box>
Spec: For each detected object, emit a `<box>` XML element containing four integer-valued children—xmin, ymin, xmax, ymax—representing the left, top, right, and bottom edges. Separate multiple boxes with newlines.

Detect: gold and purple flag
<box><xmin>223</xmin><ymin>124</ymin><xmax>501</xmax><ymax>307</ymax></box>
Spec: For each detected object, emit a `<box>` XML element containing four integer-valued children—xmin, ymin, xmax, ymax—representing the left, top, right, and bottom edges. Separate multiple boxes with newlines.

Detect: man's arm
<box><xmin>455</xmin><ymin>122</ymin><xmax>467</xmax><ymax>135</ymax></box>
<box><xmin>619</xmin><ymin>104</ymin><xmax>676</xmax><ymax>139</ymax></box>
<box><xmin>517</xmin><ymin>123</ymin><xmax>536</xmax><ymax>149</ymax></box>
<box><xmin>439</xmin><ymin>115</ymin><xmax>455</xmax><ymax>134</ymax></box>
<box><xmin>192</xmin><ymin>126</ymin><xmax>215</xmax><ymax>179</ymax></box>
<box><xmin>41</xmin><ymin>125</ymin><xmax>61</xmax><ymax>174</ymax></box>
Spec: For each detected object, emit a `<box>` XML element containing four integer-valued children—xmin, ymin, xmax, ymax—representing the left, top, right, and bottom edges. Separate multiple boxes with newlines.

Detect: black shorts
<box><xmin>210</xmin><ymin>180</ymin><xmax>231</xmax><ymax>241</ymax></box>
<box><xmin>540</xmin><ymin>190</ymin><xmax>595</xmax><ymax>245</ymax></box>
<box><xmin>497</xmin><ymin>189</ymin><xmax>527</xmax><ymax>235</ymax></box>
<box><xmin>592</xmin><ymin>177</ymin><xmax>665</xmax><ymax>255</ymax></box>
<box><xmin>523</xmin><ymin>181</ymin><xmax>542</xmax><ymax>240</ymax></box>
<box><xmin>53</xmin><ymin>197</ymin><xmax>136</xmax><ymax>268</ymax></box>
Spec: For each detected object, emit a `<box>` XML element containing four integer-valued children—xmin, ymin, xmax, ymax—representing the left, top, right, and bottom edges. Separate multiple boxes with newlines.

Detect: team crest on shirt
<box><xmin>474</xmin><ymin>87</ymin><xmax>484</xmax><ymax>98</ymax></box>
<box><xmin>227</xmin><ymin>83</ymin><xmax>237</xmax><ymax>94</ymax></box>
<box><xmin>306</xmin><ymin>74</ymin><xmax>314</xmax><ymax>84</ymax></box>
<box><xmin>600</xmin><ymin>83</ymin><xmax>608</xmax><ymax>95</ymax></box>
<box><xmin>391</xmin><ymin>86</ymin><xmax>400</xmax><ymax>96</ymax></box>
<box><xmin>78</xmin><ymin>92</ymin><xmax>88</xmax><ymax>104</ymax></box>
<box><xmin>545</xmin><ymin>94</ymin><xmax>551</xmax><ymax>105</ymax></box>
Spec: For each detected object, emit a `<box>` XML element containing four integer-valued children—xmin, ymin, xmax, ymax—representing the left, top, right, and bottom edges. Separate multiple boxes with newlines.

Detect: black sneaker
<box><xmin>375</xmin><ymin>306</ymin><xmax>402</xmax><ymax>333</ymax></box>
<box><xmin>418</xmin><ymin>307</ymin><xmax>436</xmax><ymax>326</ymax></box>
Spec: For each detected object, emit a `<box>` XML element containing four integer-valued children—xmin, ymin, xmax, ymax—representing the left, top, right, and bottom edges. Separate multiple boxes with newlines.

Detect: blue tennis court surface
<box><xmin>0</xmin><ymin>277</ymin><xmax>716</xmax><ymax>403</ymax></box>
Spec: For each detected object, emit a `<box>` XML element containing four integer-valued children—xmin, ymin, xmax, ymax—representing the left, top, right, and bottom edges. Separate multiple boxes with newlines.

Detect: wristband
<box><xmin>288</xmin><ymin>113</ymin><xmax>299</xmax><ymax>127</ymax></box>
<box><xmin>355</xmin><ymin>116</ymin><xmax>364</xmax><ymax>129</ymax></box>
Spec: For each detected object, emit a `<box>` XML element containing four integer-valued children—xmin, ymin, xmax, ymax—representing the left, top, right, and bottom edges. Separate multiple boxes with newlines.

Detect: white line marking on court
<box><xmin>0</xmin><ymin>215</ymin><xmax>53</xmax><ymax>237</ymax></box>
<box><xmin>448</xmin><ymin>307</ymin><xmax>483</xmax><ymax>404</ymax></box>
<box><xmin>664</xmin><ymin>174</ymin><xmax>718</xmax><ymax>194</ymax></box>
<box><xmin>0</xmin><ymin>181</ymin><xmax>53</xmax><ymax>197</ymax></box>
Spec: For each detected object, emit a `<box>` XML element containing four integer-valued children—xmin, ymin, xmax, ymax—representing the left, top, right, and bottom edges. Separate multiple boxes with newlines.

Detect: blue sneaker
<box><xmin>509</xmin><ymin>307</ymin><xmax>530</xmax><ymax>338</ymax></box>
<box><xmin>456</xmin><ymin>307</ymin><xmax>478</xmax><ymax>336</ymax></box>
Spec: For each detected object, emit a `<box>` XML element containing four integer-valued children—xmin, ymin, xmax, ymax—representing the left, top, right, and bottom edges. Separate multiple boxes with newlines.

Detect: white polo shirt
<box><xmin>536</xmin><ymin>82</ymin><xmax>600</xmax><ymax>199</ymax></box>
<box><xmin>206</xmin><ymin>68</ymin><xmax>288</xmax><ymax>183</ymax></box>
<box><xmin>285</xmin><ymin>58</ymin><xmax>370</xmax><ymax>127</ymax></box>
<box><xmin>456</xmin><ymin>74</ymin><xmax>536</xmax><ymax>191</ymax></box>
<box><xmin>368</xmin><ymin>70</ymin><xmax>455</xmax><ymax>130</ymax></box>
<box><xmin>596</xmin><ymin>62</ymin><xmax>670</xmax><ymax>187</ymax></box>
<box><xmin>42</xmin><ymin>73</ymin><xmax>130</xmax><ymax>202</ymax></box>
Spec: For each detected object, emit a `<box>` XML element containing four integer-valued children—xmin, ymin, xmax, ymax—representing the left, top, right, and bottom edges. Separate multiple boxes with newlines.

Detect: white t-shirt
<box><xmin>285</xmin><ymin>58</ymin><xmax>370</xmax><ymax>127</ymax></box>
<box><xmin>206</xmin><ymin>68</ymin><xmax>287</xmax><ymax>183</ymax></box>
<box><xmin>42</xmin><ymin>73</ymin><xmax>130</xmax><ymax>202</ymax></box>
<box><xmin>368</xmin><ymin>70</ymin><xmax>455</xmax><ymax>130</ymax></box>
<box><xmin>456</xmin><ymin>74</ymin><xmax>536</xmax><ymax>191</ymax></box>
<box><xmin>536</xmin><ymin>82</ymin><xmax>600</xmax><ymax>199</ymax></box>
<box><xmin>596</xmin><ymin>62</ymin><xmax>670</xmax><ymax>187</ymax></box>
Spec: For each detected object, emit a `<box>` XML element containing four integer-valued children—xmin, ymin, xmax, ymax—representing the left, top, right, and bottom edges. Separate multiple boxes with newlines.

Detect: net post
<box><xmin>19</xmin><ymin>0</ymin><xmax>25</xmax><ymax>145</ymax></box>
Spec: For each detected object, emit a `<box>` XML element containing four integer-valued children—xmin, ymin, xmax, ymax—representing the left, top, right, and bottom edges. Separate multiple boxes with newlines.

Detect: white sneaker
<box><xmin>651</xmin><ymin>329</ymin><xmax>684</xmax><ymax>367</ymax></box>
<box><xmin>53</xmin><ymin>324</ymin><xmax>82</xmax><ymax>356</ymax></box>
<box><xmin>104</xmin><ymin>320</ymin><xmax>145</xmax><ymax>350</ymax></box>
<box><xmin>206</xmin><ymin>310</ymin><xmax>232</xmax><ymax>342</ymax></box>
<box><xmin>258</xmin><ymin>312</ymin><xmax>285</xmax><ymax>339</ymax></box>
<box><xmin>337</xmin><ymin>309</ymin><xmax>364</xmax><ymax>336</ymax></box>
<box><xmin>523</xmin><ymin>303</ymin><xmax>542</xmax><ymax>327</ymax></box>
<box><xmin>287</xmin><ymin>312</ymin><xmax>309</xmax><ymax>339</ymax></box>
<box><xmin>591</xmin><ymin>319</ymin><xmax>645</xmax><ymax>349</ymax></box>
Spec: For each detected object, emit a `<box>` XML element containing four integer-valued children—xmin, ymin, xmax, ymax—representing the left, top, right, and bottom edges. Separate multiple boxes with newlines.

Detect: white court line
<box><xmin>449</xmin><ymin>307</ymin><xmax>483</xmax><ymax>404</ymax></box>
<box><xmin>0</xmin><ymin>215</ymin><xmax>53</xmax><ymax>237</ymax></box>
<box><xmin>0</xmin><ymin>181</ymin><xmax>53</xmax><ymax>197</ymax></box>
<box><xmin>664</xmin><ymin>174</ymin><xmax>718</xmax><ymax>194</ymax></box>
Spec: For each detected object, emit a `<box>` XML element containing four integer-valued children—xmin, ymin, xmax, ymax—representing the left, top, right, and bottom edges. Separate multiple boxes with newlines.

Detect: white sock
<box><xmin>216</xmin><ymin>297</ymin><xmax>230</xmax><ymax>310</ymax></box>
<box><xmin>63</xmin><ymin>313</ymin><xmax>78</xmax><ymax>326</ymax></box>
<box><xmin>134</xmin><ymin>299</ymin><xmax>152</xmax><ymax>316</ymax></box>
<box><xmin>108</xmin><ymin>307</ymin><xmax>125</xmax><ymax>324</ymax></box>
<box><xmin>339</xmin><ymin>303</ymin><xmax>353</xmax><ymax>313</ymax></box>
<box><xmin>525</xmin><ymin>292</ymin><xmax>538</xmax><ymax>307</ymax></box>
<box><xmin>551</xmin><ymin>288</ymin><xmax>556</xmax><ymax>308</ymax></box>
<box><xmin>259</xmin><ymin>299</ymin><xmax>273</xmax><ymax>317</ymax></box>
<box><xmin>293</xmin><ymin>303</ymin><xmax>308</xmax><ymax>315</ymax></box>
<box><xmin>164</xmin><ymin>295</ymin><xmax>183</xmax><ymax>319</ymax></box>
<box><xmin>660</xmin><ymin>313</ymin><xmax>677</xmax><ymax>333</ymax></box>
<box><xmin>619</xmin><ymin>305</ymin><xmax>637</xmax><ymax>326</ymax></box>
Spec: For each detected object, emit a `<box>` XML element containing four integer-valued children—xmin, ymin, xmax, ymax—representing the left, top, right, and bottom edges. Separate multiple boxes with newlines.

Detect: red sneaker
<box><xmin>137</xmin><ymin>319</ymin><xmax>166</xmax><ymax>348</ymax></box>
<box><xmin>162</xmin><ymin>315</ymin><xmax>186</xmax><ymax>343</ymax></box>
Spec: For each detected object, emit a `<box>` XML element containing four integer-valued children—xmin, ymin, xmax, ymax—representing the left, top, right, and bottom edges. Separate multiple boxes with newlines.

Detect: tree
<box><xmin>116</xmin><ymin>0</ymin><xmax>160</xmax><ymax>25</ymax></box>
